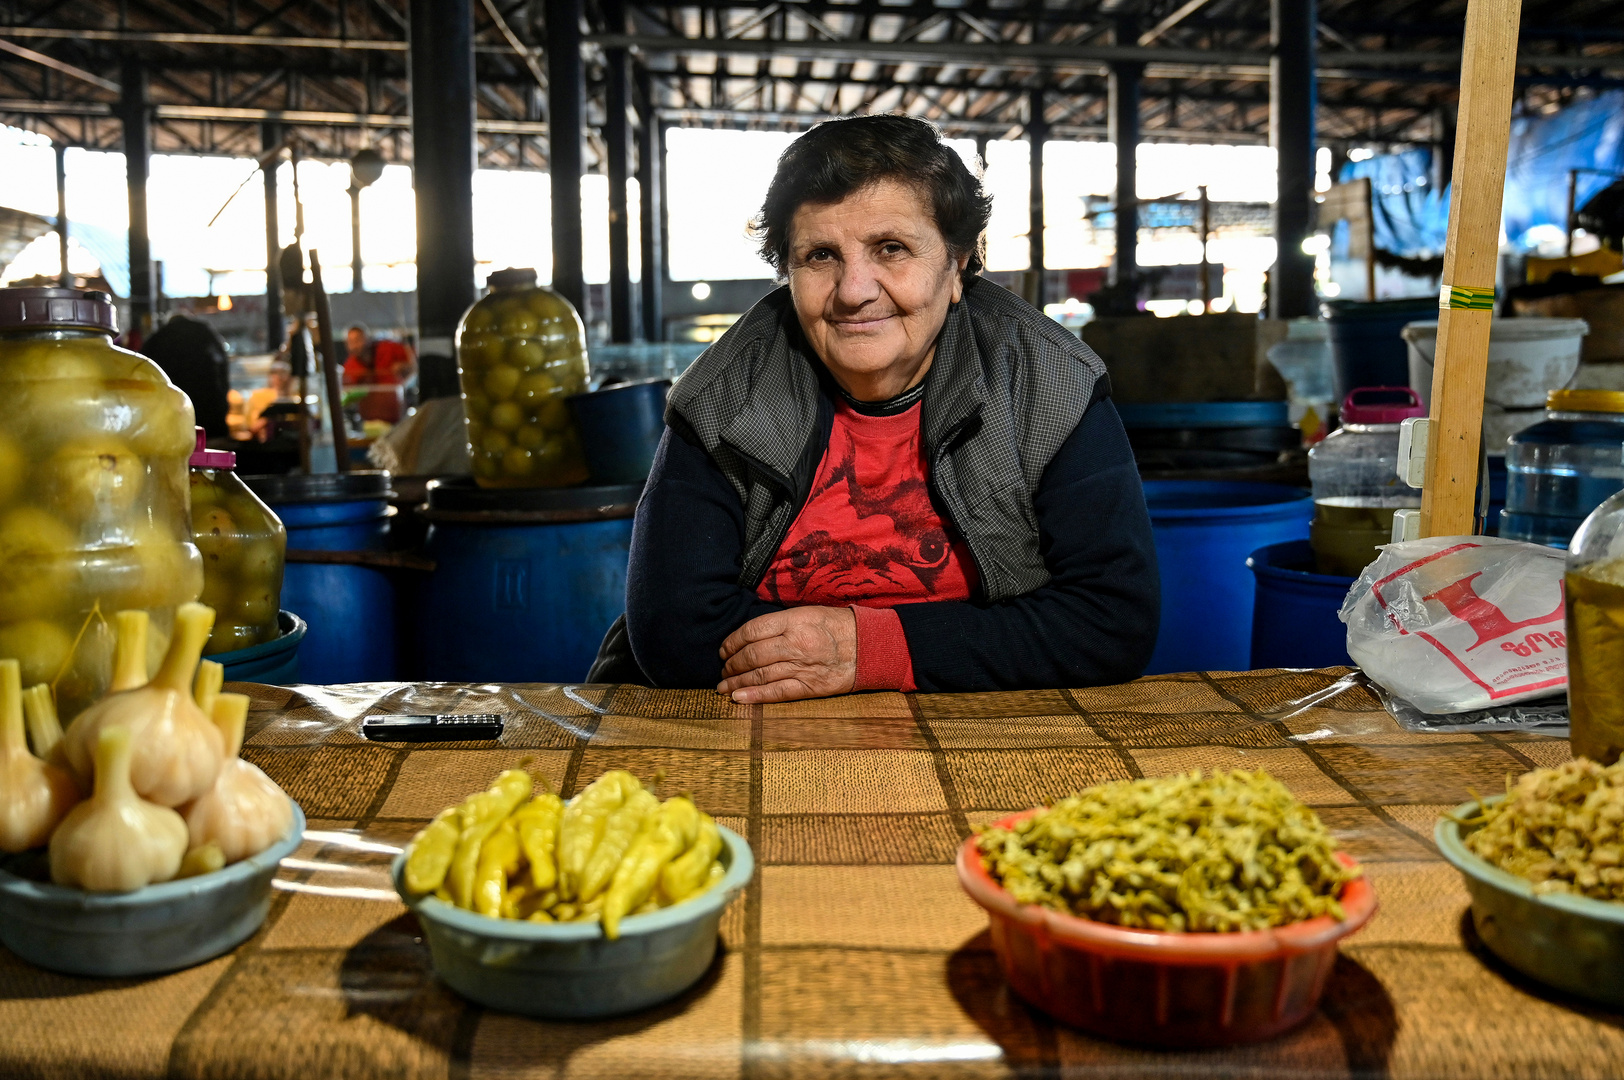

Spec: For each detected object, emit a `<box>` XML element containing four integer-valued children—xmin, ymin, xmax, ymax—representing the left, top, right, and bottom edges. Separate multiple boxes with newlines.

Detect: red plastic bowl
<box><xmin>957</xmin><ymin>810</ymin><xmax>1378</xmax><ymax>1048</ymax></box>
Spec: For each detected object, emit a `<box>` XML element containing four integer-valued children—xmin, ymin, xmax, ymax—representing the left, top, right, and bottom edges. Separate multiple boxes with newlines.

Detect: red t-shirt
<box><xmin>756</xmin><ymin>400</ymin><xmax>977</xmax><ymax>691</ymax></box>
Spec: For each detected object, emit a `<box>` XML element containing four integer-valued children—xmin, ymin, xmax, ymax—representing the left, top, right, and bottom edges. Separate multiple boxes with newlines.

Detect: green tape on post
<box><xmin>1438</xmin><ymin>283</ymin><xmax>1496</xmax><ymax>310</ymax></box>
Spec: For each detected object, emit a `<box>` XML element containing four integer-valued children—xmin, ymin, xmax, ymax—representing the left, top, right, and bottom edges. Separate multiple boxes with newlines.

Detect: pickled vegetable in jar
<box><xmin>457</xmin><ymin>267</ymin><xmax>590</xmax><ymax>488</ymax></box>
<box><xmin>0</xmin><ymin>288</ymin><xmax>202</xmax><ymax>718</ymax></box>
<box><xmin>189</xmin><ymin>429</ymin><xmax>286</xmax><ymax>655</ymax></box>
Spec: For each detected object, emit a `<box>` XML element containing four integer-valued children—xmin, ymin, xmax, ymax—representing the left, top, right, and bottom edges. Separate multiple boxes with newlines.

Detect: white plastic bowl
<box><xmin>392</xmin><ymin>825</ymin><xmax>753</xmax><ymax>1018</ymax></box>
<box><xmin>0</xmin><ymin>802</ymin><xmax>306</xmax><ymax>977</ymax></box>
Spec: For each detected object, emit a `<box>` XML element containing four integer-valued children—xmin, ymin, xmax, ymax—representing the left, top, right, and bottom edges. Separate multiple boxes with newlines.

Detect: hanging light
<box><xmin>350</xmin><ymin>148</ymin><xmax>386</xmax><ymax>189</ymax></box>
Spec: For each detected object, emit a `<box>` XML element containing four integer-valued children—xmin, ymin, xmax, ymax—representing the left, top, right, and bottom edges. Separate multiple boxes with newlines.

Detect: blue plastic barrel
<box><xmin>1142</xmin><ymin>481</ymin><xmax>1314</xmax><ymax>674</ymax></box>
<box><xmin>212</xmin><ymin>610</ymin><xmax>306</xmax><ymax>684</ymax></box>
<box><xmin>1246</xmin><ymin>541</ymin><xmax>1355</xmax><ymax>670</ymax></box>
<box><xmin>243</xmin><ymin>472</ymin><xmax>396</xmax><ymax>684</ymax></box>
<box><xmin>419</xmin><ymin>478</ymin><xmax>641</xmax><ymax>683</ymax></box>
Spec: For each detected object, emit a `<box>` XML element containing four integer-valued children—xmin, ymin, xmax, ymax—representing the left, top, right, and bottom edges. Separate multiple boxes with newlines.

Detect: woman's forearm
<box><xmin>624</xmin><ymin>429</ymin><xmax>784</xmax><ymax>688</ymax></box>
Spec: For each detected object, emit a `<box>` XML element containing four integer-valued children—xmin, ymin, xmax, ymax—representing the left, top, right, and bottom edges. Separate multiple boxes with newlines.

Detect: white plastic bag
<box><xmin>1340</xmin><ymin>536</ymin><xmax>1569</xmax><ymax>714</ymax></box>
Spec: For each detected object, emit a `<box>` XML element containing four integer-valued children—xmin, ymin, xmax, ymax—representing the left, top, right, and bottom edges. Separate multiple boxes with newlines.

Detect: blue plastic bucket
<box><xmin>1246</xmin><ymin>541</ymin><xmax>1355</xmax><ymax>670</ymax></box>
<box><xmin>212</xmin><ymin>610</ymin><xmax>306</xmax><ymax>684</ymax></box>
<box><xmin>419</xmin><ymin>479</ymin><xmax>641</xmax><ymax>683</ymax></box>
<box><xmin>568</xmin><ymin>379</ymin><xmax>672</xmax><ymax>485</ymax></box>
<box><xmin>1142</xmin><ymin>481</ymin><xmax>1314</xmax><ymax>674</ymax></box>
<box><xmin>244</xmin><ymin>472</ymin><xmax>396</xmax><ymax>685</ymax></box>
<box><xmin>1322</xmin><ymin>298</ymin><xmax>1438</xmax><ymax>403</ymax></box>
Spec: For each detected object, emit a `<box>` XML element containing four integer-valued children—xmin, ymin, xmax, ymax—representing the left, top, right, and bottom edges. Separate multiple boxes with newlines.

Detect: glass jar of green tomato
<box><xmin>188</xmin><ymin>430</ymin><xmax>286</xmax><ymax>655</ymax></box>
<box><xmin>457</xmin><ymin>268</ymin><xmax>591</xmax><ymax>488</ymax></box>
<box><xmin>0</xmin><ymin>287</ymin><xmax>202</xmax><ymax>718</ymax></box>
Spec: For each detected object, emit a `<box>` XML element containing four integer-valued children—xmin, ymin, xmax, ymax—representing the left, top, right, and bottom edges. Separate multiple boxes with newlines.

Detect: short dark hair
<box><xmin>751</xmin><ymin>114</ymin><xmax>990</xmax><ymax>282</ymax></box>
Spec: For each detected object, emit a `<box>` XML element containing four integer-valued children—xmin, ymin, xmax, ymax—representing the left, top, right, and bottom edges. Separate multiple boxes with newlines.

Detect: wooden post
<box><xmin>1419</xmin><ymin>0</ymin><xmax>1523</xmax><ymax>537</ymax></box>
<box><xmin>308</xmin><ymin>250</ymin><xmax>352</xmax><ymax>472</ymax></box>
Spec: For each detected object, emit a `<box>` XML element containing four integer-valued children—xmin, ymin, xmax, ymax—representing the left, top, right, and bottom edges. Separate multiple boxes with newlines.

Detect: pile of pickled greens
<box><xmin>1462</xmin><ymin>758</ymin><xmax>1624</xmax><ymax>902</ymax></box>
<box><xmin>975</xmin><ymin>769</ymin><xmax>1359</xmax><ymax>932</ymax></box>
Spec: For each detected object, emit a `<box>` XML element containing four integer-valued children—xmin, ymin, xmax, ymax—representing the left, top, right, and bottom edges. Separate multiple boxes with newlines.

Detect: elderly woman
<box><xmin>591</xmin><ymin>114</ymin><xmax>1159</xmax><ymax>702</ymax></box>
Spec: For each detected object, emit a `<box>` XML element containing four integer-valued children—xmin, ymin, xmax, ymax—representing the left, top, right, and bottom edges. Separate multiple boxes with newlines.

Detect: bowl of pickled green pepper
<box><xmin>390</xmin><ymin>768</ymin><xmax>753</xmax><ymax>1019</ymax></box>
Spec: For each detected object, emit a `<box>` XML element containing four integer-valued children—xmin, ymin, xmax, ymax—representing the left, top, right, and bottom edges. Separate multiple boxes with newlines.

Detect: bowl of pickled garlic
<box><xmin>0</xmin><ymin>801</ymin><xmax>304</xmax><ymax>977</ymax></box>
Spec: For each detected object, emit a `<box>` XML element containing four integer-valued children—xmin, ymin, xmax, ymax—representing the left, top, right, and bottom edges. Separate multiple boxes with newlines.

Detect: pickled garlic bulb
<box><xmin>49</xmin><ymin>724</ymin><xmax>187</xmax><ymax>891</ymax></box>
<box><xmin>0</xmin><ymin>660</ymin><xmax>78</xmax><ymax>852</ymax></box>
<box><xmin>62</xmin><ymin>605</ymin><xmax>223</xmax><ymax>807</ymax></box>
<box><xmin>184</xmin><ymin>692</ymin><xmax>292</xmax><ymax>864</ymax></box>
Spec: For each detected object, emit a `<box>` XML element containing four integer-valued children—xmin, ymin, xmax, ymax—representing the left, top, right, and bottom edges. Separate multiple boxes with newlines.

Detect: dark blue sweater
<box><xmin>621</xmin><ymin>395</ymin><xmax>1160</xmax><ymax>693</ymax></box>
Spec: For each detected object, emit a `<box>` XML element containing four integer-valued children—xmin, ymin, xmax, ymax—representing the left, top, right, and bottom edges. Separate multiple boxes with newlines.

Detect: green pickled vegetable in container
<box><xmin>188</xmin><ymin>431</ymin><xmax>286</xmax><ymax>655</ymax></box>
<box><xmin>0</xmin><ymin>287</ymin><xmax>202</xmax><ymax>717</ymax></box>
<box><xmin>457</xmin><ymin>268</ymin><xmax>590</xmax><ymax>489</ymax></box>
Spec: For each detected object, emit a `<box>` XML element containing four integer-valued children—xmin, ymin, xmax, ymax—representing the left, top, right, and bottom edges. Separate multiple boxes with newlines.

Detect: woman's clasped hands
<box><xmin>717</xmin><ymin>607</ymin><xmax>857</xmax><ymax>703</ymax></box>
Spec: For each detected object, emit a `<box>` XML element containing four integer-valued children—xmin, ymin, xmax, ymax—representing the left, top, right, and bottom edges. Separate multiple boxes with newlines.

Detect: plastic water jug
<box><xmin>1307</xmin><ymin>387</ymin><xmax>1426</xmax><ymax>576</ymax></box>
<box><xmin>1503</xmin><ymin>389</ymin><xmax>1624</xmax><ymax>549</ymax></box>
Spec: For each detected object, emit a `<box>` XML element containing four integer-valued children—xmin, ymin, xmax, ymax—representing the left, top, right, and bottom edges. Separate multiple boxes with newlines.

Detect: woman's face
<box><xmin>787</xmin><ymin>179</ymin><xmax>968</xmax><ymax>399</ymax></box>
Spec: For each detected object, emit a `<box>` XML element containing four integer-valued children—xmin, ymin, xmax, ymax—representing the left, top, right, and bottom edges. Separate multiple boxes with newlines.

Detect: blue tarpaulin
<box><xmin>1503</xmin><ymin>90</ymin><xmax>1624</xmax><ymax>246</ymax></box>
<box><xmin>1337</xmin><ymin>149</ymin><xmax>1450</xmax><ymax>258</ymax></box>
<box><xmin>1338</xmin><ymin>91</ymin><xmax>1624</xmax><ymax>257</ymax></box>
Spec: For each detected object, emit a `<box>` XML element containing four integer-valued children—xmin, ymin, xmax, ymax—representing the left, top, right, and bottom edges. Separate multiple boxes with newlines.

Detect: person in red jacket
<box><xmin>343</xmin><ymin>323</ymin><xmax>416</xmax><ymax>387</ymax></box>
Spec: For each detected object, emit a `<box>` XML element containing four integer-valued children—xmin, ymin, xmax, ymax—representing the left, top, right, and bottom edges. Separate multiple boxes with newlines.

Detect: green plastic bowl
<box><xmin>1437</xmin><ymin>796</ymin><xmax>1624</xmax><ymax>1006</ymax></box>
<box><xmin>392</xmin><ymin>825</ymin><xmax>753</xmax><ymax>1019</ymax></box>
<box><xmin>0</xmin><ymin>802</ymin><xmax>305</xmax><ymax>977</ymax></box>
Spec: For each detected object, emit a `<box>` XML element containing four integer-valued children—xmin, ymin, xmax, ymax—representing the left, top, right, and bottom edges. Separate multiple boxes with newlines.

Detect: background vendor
<box><xmin>592</xmin><ymin>114</ymin><xmax>1159</xmax><ymax>702</ymax></box>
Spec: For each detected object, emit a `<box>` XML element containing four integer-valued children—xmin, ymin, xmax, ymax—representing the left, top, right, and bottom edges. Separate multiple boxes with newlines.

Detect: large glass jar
<box><xmin>0</xmin><ymin>288</ymin><xmax>202</xmax><ymax>717</ymax></box>
<box><xmin>1502</xmin><ymin>389</ymin><xmax>1624</xmax><ymax>549</ymax></box>
<box><xmin>1307</xmin><ymin>388</ymin><xmax>1427</xmax><ymax>576</ymax></box>
<box><xmin>1566</xmin><ymin>489</ymin><xmax>1624</xmax><ymax>764</ymax></box>
<box><xmin>456</xmin><ymin>268</ymin><xmax>590</xmax><ymax>488</ymax></box>
<box><xmin>189</xmin><ymin>429</ymin><xmax>286</xmax><ymax>655</ymax></box>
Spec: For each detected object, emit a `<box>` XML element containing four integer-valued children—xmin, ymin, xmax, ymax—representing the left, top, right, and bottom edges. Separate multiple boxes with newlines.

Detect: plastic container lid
<box><xmin>1115</xmin><ymin>401</ymin><xmax>1290</xmax><ymax>430</ymax></box>
<box><xmin>1401</xmin><ymin>317</ymin><xmax>1591</xmax><ymax>342</ymax></box>
<box><xmin>1340</xmin><ymin>386</ymin><xmax>1426</xmax><ymax>424</ymax></box>
<box><xmin>1549</xmin><ymin>388</ymin><xmax>1624</xmax><ymax>414</ymax></box>
<box><xmin>0</xmin><ymin>286</ymin><xmax>118</xmax><ymax>333</ymax></box>
<box><xmin>188</xmin><ymin>427</ymin><xmax>236</xmax><ymax>469</ymax></box>
<box><xmin>486</xmin><ymin>267</ymin><xmax>539</xmax><ymax>290</ymax></box>
<box><xmin>1320</xmin><ymin>297</ymin><xmax>1438</xmax><ymax>322</ymax></box>
<box><xmin>242</xmin><ymin>470</ymin><xmax>394</xmax><ymax>504</ymax></box>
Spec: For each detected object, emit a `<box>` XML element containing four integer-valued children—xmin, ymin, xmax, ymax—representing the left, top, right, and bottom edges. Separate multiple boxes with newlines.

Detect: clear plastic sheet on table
<box><xmin>17</xmin><ymin>674</ymin><xmax>1603</xmax><ymax>1080</ymax></box>
<box><xmin>1250</xmin><ymin>668</ymin><xmax>1571</xmax><ymax>735</ymax></box>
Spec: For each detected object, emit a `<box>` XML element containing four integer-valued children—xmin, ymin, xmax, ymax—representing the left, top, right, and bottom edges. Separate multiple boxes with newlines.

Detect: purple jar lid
<box><xmin>1340</xmin><ymin>387</ymin><xmax>1427</xmax><ymax>425</ymax></box>
<box><xmin>0</xmin><ymin>287</ymin><xmax>118</xmax><ymax>333</ymax></box>
<box><xmin>189</xmin><ymin>427</ymin><xmax>236</xmax><ymax>469</ymax></box>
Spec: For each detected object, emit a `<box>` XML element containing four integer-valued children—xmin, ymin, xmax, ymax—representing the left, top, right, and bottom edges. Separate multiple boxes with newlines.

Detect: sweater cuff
<box><xmin>851</xmin><ymin>605</ymin><xmax>917</xmax><ymax>692</ymax></box>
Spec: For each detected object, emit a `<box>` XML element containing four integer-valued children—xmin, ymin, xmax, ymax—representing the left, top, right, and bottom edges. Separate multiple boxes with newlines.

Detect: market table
<box><xmin>3</xmin><ymin>667</ymin><xmax>1619</xmax><ymax>1079</ymax></box>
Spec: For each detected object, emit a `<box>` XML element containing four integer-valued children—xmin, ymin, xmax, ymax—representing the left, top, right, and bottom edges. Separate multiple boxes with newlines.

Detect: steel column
<box><xmin>606</xmin><ymin>0</ymin><xmax>634</xmax><ymax>342</ymax></box>
<box><xmin>1028</xmin><ymin>88</ymin><xmax>1046</xmax><ymax>305</ymax></box>
<box><xmin>1109</xmin><ymin>59</ymin><xmax>1142</xmax><ymax>286</ymax></box>
<box><xmin>637</xmin><ymin>65</ymin><xmax>664</xmax><ymax>342</ymax></box>
<box><xmin>349</xmin><ymin>183</ymin><xmax>364</xmax><ymax>292</ymax></box>
<box><xmin>263</xmin><ymin>121</ymin><xmax>283</xmax><ymax>351</ymax></box>
<box><xmin>408</xmin><ymin>0</ymin><xmax>477</xmax><ymax>362</ymax></box>
<box><xmin>547</xmin><ymin>0</ymin><xmax>587</xmax><ymax>314</ymax></box>
<box><xmin>120</xmin><ymin>63</ymin><xmax>154</xmax><ymax>338</ymax></box>
<box><xmin>54</xmin><ymin>142</ymin><xmax>68</xmax><ymax>287</ymax></box>
<box><xmin>1270</xmin><ymin>0</ymin><xmax>1317</xmax><ymax>318</ymax></box>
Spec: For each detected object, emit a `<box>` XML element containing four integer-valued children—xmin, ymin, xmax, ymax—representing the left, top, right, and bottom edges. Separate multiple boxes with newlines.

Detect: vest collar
<box><xmin>719</xmin><ymin>286</ymin><xmax>988</xmax><ymax>478</ymax></box>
